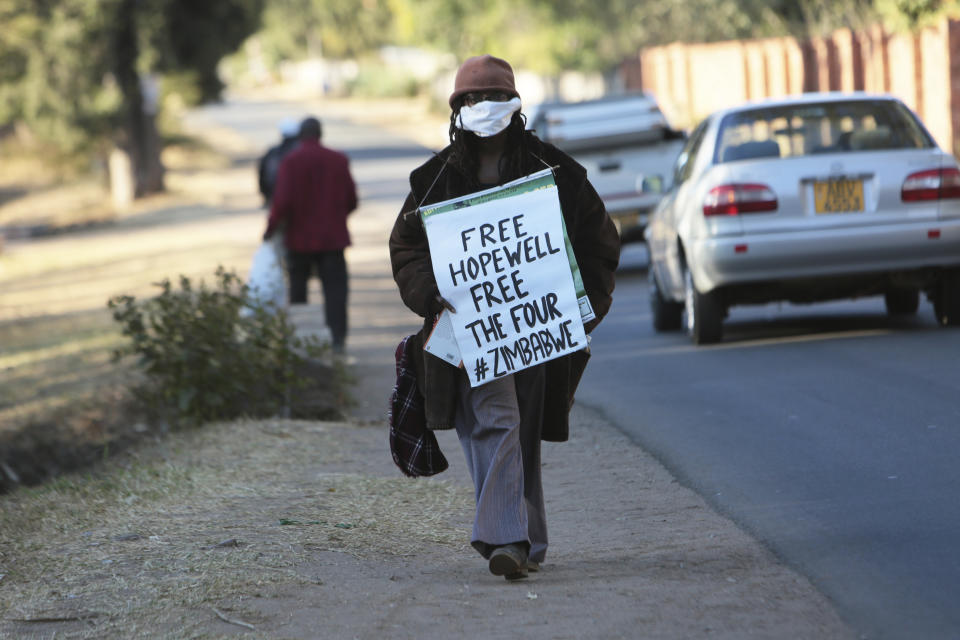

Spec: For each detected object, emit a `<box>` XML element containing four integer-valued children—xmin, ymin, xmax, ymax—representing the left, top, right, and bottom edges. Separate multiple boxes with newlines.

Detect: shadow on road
<box><xmin>719</xmin><ymin>311</ymin><xmax>937</xmax><ymax>346</ymax></box>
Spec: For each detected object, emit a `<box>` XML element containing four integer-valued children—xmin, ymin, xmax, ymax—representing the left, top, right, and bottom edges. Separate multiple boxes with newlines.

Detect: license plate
<box><xmin>814</xmin><ymin>179</ymin><xmax>864</xmax><ymax>213</ymax></box>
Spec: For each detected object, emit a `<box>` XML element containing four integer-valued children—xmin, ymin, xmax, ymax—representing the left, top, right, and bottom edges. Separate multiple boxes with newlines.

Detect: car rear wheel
<box><xmin>933</xmin><ymin>270</ymin><xmax>960</xmax><ymax>326</ymax></box>
<box><xmin>884</xmin><ymin>288</ymin><xmax>920</xmax><ymax>316</ymax></box>
<box><xmin>650</xmin><ymin>272</ymin><xmax>683</xmax><ymax>331</ymax></box>
<box><xmin>683</xmin><ymin>269</ymin><xmax>724</xmax><ymax>344</ymax></box>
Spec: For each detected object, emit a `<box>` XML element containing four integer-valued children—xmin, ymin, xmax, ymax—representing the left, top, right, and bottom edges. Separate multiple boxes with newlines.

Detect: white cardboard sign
<box><xmin>421</xmin><ymin>170</ymin><xmax>589</xmax><ymax>387</ymax></box>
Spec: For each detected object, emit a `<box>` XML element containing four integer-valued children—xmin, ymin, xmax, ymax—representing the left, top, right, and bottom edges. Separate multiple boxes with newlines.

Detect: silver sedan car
<box><xmin>645</xmin><ymin>92</ymin><xmax>960</xmax><ymax>344</ymax></box>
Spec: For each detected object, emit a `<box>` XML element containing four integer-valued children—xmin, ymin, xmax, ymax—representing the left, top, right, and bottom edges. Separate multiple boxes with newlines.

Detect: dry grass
<box><xmin>0</xmin><ymin>128</ymin><xmax>231</xmax><ymax>230</ymax></box>
<box><xmin>0</xmin><ymin>124</ymin><xmax>259</xmax><ymax>463</ymax></box>
<box><xmin>0</xmin><ymin>311</ymin><xmax>127</xmax><ymax>431</ymax></box>
<box><xmin>0</xmin><ymin>419</ymin><xmax>471</xmax><ymax>638</ymax></box>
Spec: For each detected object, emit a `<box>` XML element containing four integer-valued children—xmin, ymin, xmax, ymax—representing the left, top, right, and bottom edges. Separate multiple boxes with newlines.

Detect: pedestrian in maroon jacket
<box><xmin>264</xmin><ymin>117</ymin><xmax>358</xmax><ymax>352</ymax></box>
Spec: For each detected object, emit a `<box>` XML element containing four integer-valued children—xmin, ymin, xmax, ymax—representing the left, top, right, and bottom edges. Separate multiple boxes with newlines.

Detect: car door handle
<box><xmin>598</xmin><ymin>160</ymin><xmax>621</xmax><ymax>172</ymax></box>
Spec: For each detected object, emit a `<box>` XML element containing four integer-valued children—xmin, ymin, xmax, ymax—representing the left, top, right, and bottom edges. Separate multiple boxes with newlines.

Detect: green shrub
<box><xmin>108</xmin><ymin>267</ymin><xmax>332</xmax><ymax>427</ymax></box>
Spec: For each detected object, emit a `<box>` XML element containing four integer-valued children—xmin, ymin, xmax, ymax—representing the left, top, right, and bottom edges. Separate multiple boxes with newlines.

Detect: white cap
<box><xmin>279</xmin><ymin>118</ymin><xmax>299</xmax><ymax>137</ymax></box>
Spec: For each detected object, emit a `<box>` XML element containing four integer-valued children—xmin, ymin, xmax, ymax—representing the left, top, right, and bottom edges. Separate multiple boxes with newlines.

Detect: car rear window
<box><xmin>714</xmin><ymin>100</ymin><xmax>933</xmax><ymax>164</ymax></box>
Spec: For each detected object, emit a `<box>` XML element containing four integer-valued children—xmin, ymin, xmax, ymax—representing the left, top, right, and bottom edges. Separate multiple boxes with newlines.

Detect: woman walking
<box><xmin>390</xmin><ymin>54</ymin><xmax>619</xmax><ymax>580</ymax></box>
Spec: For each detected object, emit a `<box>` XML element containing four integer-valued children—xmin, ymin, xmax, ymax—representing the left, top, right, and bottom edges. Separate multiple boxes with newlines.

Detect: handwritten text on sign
<box><xmin>421</xmin><ymin>172</ymin><xmax>586</xmax><ymax>387</ymax></box>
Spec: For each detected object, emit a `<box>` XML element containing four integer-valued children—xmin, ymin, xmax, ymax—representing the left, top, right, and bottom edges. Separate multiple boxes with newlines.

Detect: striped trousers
<box><xmin>454</xmin><ymin>366</ymin><xmax>547</xmax><ymax>564</ymax></box>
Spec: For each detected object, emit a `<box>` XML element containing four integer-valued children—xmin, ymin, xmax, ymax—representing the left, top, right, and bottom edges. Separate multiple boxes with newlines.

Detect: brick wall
<box><xmin>951</xmin><ymin>21</ymin><xmax>960</xmax><ymax>151</ymax></box>
<box><xmin>920</xmin><ymin>23</ymin><xmax>950</xmax><ymax>145</ymax></box>
<box><xmin>630</xmin><ymin>18</ymin><xmax>960</xmax><ymax>155</ymax></box>
<box><xmin>687</xmin><ymin>42</ymin><xmax>749</xmax><ymax>119</ymax></box>
<box><xmin>886</xmin><ymin>31</ymin><xmax>918</xmax><ymax>110</ymax></box>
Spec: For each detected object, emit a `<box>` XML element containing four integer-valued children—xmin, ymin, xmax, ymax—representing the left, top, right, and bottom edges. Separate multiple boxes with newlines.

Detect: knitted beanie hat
<box><xmin>448</xmin><ymin>55</ymin><xmax>520</xmax><ymax>108</ymax></box>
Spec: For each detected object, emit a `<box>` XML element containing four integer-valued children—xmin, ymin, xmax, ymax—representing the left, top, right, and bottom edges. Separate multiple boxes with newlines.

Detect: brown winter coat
<box><xmin>389</xmin><ymin>132</ymin><xmax>619</xmax><ymax>442</ymax></box>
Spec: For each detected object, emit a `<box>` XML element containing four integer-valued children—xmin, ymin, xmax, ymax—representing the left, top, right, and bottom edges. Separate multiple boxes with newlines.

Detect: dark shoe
<box><xmin>489</xmin><ymin>544</ymin><xmax>528</xmax><ymax>580</ymax></box>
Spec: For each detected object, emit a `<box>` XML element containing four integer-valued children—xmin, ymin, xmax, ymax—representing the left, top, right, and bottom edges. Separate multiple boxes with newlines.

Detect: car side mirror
<box><xmin>640</xmin><ymin>175</ymin><xmax>664</xmax><ymax>194</ymax></box>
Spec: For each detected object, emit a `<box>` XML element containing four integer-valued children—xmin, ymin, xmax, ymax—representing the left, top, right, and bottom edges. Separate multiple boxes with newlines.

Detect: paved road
<box><xmin>583</xmin><ymin>250</ymin><xmax>960</xmax><ymax>640</ymax></box>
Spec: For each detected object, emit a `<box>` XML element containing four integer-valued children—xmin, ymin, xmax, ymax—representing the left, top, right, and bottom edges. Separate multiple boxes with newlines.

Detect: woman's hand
<box><xmin>435</xmin><ymin>294</ymin><xmax>457</xmax><ymax>314</ymax></box>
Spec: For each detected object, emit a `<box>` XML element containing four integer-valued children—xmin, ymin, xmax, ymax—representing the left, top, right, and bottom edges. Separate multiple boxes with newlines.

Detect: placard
<box><xmin>421</xmin><ymin>170</ymin><xmax>589</xmax><ymax>387</ymax></box>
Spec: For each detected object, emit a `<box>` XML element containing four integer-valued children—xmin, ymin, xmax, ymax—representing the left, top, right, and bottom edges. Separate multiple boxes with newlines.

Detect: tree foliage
<box><xmin>141</xmin><ymin>0</ymin><xmax>266</xmax><ymax>102</ymax></box>
<box><xmin>256</xmin><ymin>0</ymin><xmax>393</xmax><ymax>64</ymax></box>
<box><xmin>3</xmin><ymin>0</ymin><xmax>953</xmax><ymax>165</ymax></box>
<box><xmin>252</xmin><ymin>0</ymin><xmax>957</xmax><ymax>77</ymax></box>
<box><xmin>875</xmin><ymin>0</ymin><xmax>956</xmax><ymax>31</ymax></box>
<box><xmin>0</xmin><ymin>0</ymin><xmax>120</xmax><ymax>155</ymax></box>
<box><xmin>1</xmin><ymin>0</ymin><xmax>264</xmax><ymax>158</ymax></box>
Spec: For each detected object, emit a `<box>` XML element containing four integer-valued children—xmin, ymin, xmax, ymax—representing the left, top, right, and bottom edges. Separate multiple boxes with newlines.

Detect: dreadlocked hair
<box><xmin>447</xmin><ymin>105</ymin><xmax>530</xmax><ymax>189</ymax></box>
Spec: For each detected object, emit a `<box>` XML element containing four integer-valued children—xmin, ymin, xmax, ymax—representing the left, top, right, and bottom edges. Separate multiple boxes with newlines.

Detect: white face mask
<box><xmin>457</xmin><ymin>97</ymin><xmax>522</xmax><ymax>137</ymax></box>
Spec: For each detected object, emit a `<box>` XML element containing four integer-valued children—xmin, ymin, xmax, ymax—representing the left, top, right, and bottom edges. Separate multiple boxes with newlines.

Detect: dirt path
<box><xmin>0</xmin><ymin>96</ymin><xmax>856</xmax><ymax>639</ymax></box>
<box><xmin>0</xmin><ymin>395</ymin><xmax>855</xmax><ymax>639</ymax></box>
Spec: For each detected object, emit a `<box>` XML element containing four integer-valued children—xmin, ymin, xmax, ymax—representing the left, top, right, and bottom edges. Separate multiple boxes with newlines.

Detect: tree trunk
<box><xmin>110</xmin><ymin>0</ymin><xmax>164</xmax><ymax>204</ymax></box>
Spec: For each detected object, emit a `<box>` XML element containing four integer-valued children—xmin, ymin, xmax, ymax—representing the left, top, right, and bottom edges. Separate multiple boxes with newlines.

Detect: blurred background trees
<box><xmin>247</xmin><ymin>0</ymin><xmax>952</xmax><ymax>76</ymax></box>
<box><xmin>1</xmin><ymin>0</ymin><xmax>263</xmax><ymax>204</ymax></box>
<box><xmin>1</xmin><ymin>0</ymin><xmax>953</xmax><ymax>205</ymax></box>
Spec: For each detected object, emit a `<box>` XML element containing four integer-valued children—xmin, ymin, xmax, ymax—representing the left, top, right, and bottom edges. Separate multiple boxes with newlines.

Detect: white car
<box><xmin>527</xmin><ymin>94</ymin><xmax>686</xmax><ymax>242</ymax></box>
<box><xmin>645</xmin><ymin>92</ymin><xmax>960</xmax><ymax>344</ymax></box>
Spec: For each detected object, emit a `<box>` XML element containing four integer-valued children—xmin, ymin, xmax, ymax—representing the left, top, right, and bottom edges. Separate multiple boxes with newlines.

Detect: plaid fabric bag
<box><xmin>389</xmin><ymin>335</ymin><xmax>448</xmax><ymax>477</ymax></box>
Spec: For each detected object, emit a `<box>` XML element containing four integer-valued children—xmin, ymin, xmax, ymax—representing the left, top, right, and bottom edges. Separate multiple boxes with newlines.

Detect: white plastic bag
<box><xmin>245</xmin><ymin>236</ymin><xmax>287</xmax><ymax>313</ymax></box>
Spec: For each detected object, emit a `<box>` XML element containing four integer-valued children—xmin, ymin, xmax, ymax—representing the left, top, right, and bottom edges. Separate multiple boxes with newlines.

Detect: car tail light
<box><xmin>703</xmin><ymin>184</ymin><xmax>778</xmax><ymax>216</ymax></box>
<box><xmin>901</xmin><ymin>168</ymin><xmax>960</xmax><ymax>201</ymax></box>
